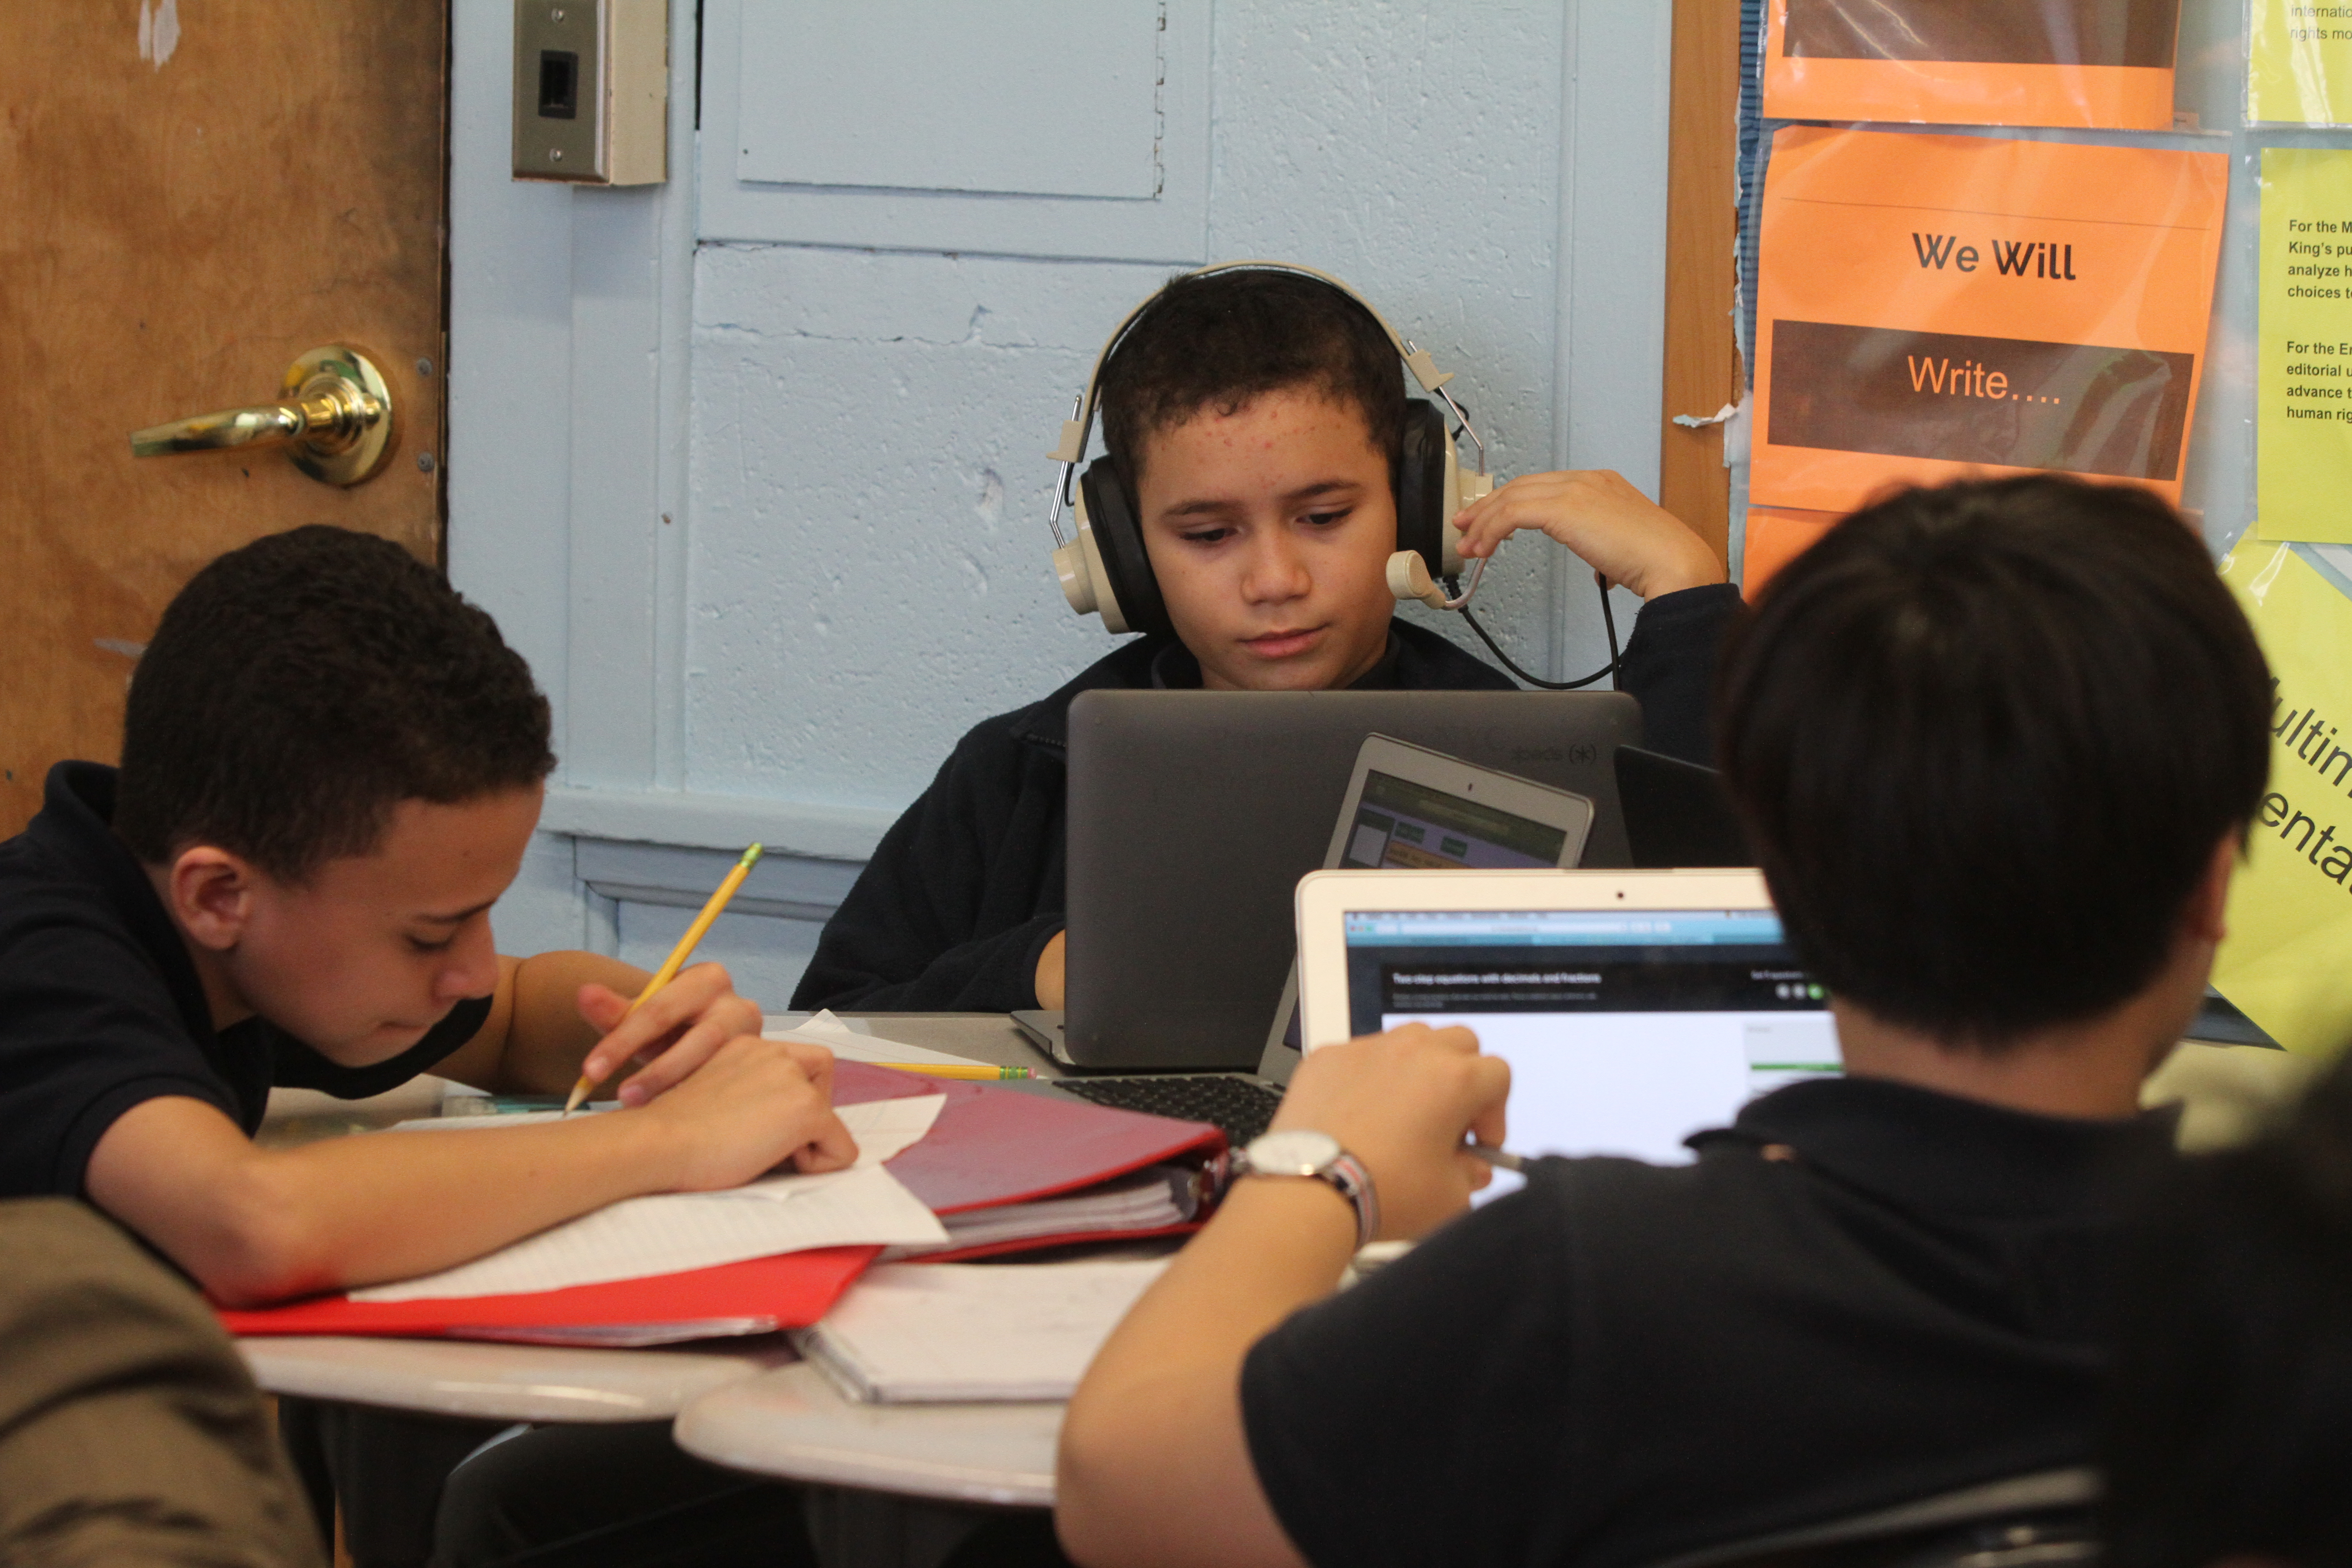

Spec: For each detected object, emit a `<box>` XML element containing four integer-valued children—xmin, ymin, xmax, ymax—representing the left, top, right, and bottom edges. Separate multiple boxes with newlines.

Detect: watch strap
<box><xmin>1228</xmin><ymin>1135</ymin><xmax>1382</xmax><ymax>1249</ymax></box>
<box><xmin>1324</xmin><ymin>1150</ymin><xmax>1380</xmax><ymax>1249</ymax></box>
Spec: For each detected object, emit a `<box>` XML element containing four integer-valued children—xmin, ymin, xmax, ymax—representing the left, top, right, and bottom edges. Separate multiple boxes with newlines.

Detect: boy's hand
<box><xmin>1035</xmin><ymin>930</ymin><xmax>1068</xmax><ymax>1010</ymax></box>
<box><xmin>574</xmin><ymin>962</ymin><xmax>795</xmax><ymax>1108</ymax></box>
<box><xmin>1269</xmin><ymin>1023</ymin><xmax>1510</xmax><ymax>1240</ymax></box>
<box><xmin>1452</xmin><ymin>469</ymin><xmax>1725</xmax><ymax>600</ymax></box>
<box><xmin>640</xmin><ymin>1035</ymin><xmax>859</xmax><ymax>1189</ymax></box>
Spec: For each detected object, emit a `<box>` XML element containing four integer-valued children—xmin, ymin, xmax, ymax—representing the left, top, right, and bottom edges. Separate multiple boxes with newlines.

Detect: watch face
<box><xmin>1245</xmin><ymin>1129</ymin><xmax>1342</xmax><ymax>1177</ymax></box>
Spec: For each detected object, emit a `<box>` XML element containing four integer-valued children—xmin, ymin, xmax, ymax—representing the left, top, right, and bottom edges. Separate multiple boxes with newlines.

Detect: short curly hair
<box><xmin>1098</xmin><ymin>269</ymin><xmax>1406</xmax><ymax>488</ymax></box>
<box><xmin>114</xmin><ymin>526</ymin><xmax>555</xmax><ymax>880</ymax></box>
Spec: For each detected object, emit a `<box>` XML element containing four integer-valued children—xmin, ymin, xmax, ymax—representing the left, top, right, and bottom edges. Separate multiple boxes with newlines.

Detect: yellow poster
<box><xmin>2259</xmin><ymin>150</ymin><xmax>2352</xmax><ymax>542</ymax></box>
<box><xmin>2213</xmin><ymin>543</ymin><xmax>2352</xmax><ymax>1056</ymax></box>
<box><xmin>2249</xmin><ymin>0</ymin><xmax>2352</xmax><ymax>125</ymax></box>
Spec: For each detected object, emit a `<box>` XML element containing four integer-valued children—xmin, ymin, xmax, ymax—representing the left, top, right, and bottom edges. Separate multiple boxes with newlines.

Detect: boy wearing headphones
<box><xmin>794</xmin><ymin>265</ymin><xmax>1739</xmax><ymax>1014</ymax></box>
<box><xmin>1059</xmin><ymin>475</ymin><xmax>2265</xmax><ymax>1568</ymax></box>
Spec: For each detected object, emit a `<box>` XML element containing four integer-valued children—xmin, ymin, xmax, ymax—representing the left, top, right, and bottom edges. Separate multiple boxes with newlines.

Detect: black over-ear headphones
<box><xmin>1044</xmin><ymin>261</ymin><xmax>1493</xmax><ymax>637</ymax></box>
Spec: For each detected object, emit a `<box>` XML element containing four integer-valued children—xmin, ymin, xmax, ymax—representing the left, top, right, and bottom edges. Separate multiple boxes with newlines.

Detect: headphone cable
<box><xmin>1450</xmin><ymin>570</ymin><xmax>1622</xmax><ymax>692</ymax></box>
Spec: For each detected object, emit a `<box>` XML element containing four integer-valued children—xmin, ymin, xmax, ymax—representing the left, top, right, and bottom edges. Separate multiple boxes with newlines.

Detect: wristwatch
<box><xmin>1231</xmin><ymin>1129</ymin><xmax>1380</xmax><ymax>1248</ymax></box>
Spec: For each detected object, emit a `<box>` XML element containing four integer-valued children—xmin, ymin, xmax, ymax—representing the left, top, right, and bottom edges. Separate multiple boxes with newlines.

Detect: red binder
<box><xmin>830</xmin><ymin>1061</ymin><xmax>1224</xmax><ymax>1214</ymax></box>
<box><xmin>220</xmin><ymin>1063</ymin><xmax>1221</xmax><ymax>1340</ymax></box>
<box><xmin>215</xmin><ymin>1247</ymin><xmax>878</xmax><ymax>1340</ymax></box>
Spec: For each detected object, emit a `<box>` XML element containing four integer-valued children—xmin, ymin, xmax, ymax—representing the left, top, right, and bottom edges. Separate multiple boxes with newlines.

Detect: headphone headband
<box><xmin>1045</xmin><ymin>260</ymin><xmax>1457</xmax><ymax>477</ymax></box>
<box><xmin>1042</xmin><ymin>260</ymin><xmax>1493</xmax><ymax>635</ymax></box>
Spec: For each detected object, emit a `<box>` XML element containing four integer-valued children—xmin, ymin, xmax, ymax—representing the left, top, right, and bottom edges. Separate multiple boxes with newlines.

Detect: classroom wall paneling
<box><xmin>448</xmin><ymin>0</ymin><xmax>1684</xmax><ymax>1003</ymax></box>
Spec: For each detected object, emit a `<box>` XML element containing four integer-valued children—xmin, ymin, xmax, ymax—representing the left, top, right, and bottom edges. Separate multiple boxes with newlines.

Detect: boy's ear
<box><xmin>2180</xmin><ymin>832</ymin><xmax>2240</xmax><ymax>947</ymax></box>
<box><xmin>164</xmin><ymin>846</ymin><xmax>260</xmax><ymax>953</ymax></box>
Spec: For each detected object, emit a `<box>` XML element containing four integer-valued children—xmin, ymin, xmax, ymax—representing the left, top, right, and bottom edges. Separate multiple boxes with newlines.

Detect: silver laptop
<box><xmin>1055</xmin><ymin>689</ymin><xmax>1642</xmax><ymax>1072</ymax></box>
<box><xmin>1027</xmin><ymin>735</ymin><xmax>1599</xmax><ymax>1145</ymax></box>
<box><xmin>1295</xmin><ymin>869</ymin><xmax>1841</xmax><ymax>1190</ymax></box>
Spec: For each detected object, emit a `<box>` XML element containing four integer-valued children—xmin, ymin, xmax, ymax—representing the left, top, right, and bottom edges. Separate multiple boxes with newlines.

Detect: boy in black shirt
<box><xmin>795</xmin><ymin>264</ymin><xmax>1740</xmax><ymax>1014</ymax></box>
<box><xmin>2104</xmin><ymin>1050</ymin><xmax>2352</xmax><ymax>1568</ymax></box>
<box><xmin>1059</xmin><ymin>475</ymin><xmax>2272</xmax><ymax>1568</ymax></box>
<box><xmin>0</xmin><ymin>527</ymin><xmax>853</xmax><ymax>1303</ymax></box>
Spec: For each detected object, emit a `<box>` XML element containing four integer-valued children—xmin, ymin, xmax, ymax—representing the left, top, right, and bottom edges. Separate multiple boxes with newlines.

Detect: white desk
<box><xmin>656</xmin><ymin>1035</ymin><xmax>2313</xmax><ymax>1518</ymax></box>
<box><xmin>235</xmin><ymin>1016</ymin><xmax>2306</xmax><ymax>1495</ymax></box>
<box><xmin>671</xmin><ymin>1018</ymin><xmax>1073</xmax><ymax>1509</ymax></box>
<box><xmin>674</xmin><ymin>1362</ymin><xmax>1060</xmax><ymax>1509</ymax></box>
<box><xmin>239</xmin><ymin>1334</ymin><xmax>797</xmax><ymax>1422</ymax></box>
<box><xmin>768</xmin><ymin>1012</ymin><xmax>1068</xmax><ymax>1078</ymax></box>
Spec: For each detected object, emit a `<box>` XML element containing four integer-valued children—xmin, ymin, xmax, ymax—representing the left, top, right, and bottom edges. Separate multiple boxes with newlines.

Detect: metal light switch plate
<box><xmin>513</xmin><ymin>0</ymin><xmax>666</xmax><ymax>186</ymax></box>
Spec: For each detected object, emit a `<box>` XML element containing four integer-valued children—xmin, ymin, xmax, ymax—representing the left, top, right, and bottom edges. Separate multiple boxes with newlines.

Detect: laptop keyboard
<box><xmin>1054</xmin><ymin>1075</ymin><xmax>1283</xmax><ymax>1147</ymax></box>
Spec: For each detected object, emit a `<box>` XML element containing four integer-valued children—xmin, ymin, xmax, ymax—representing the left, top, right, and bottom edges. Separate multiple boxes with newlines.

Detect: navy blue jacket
<box><xmin>793</xmin><ymin>586</ymin><xmax>1741</xmax><ymax>1012</ymax></box>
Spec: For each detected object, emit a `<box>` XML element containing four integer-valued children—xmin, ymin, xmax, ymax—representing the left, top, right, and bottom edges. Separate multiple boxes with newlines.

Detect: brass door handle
<box><xmin>129</xmin><ymin>346</ymin><xmax>397</xmax><ymax>486</ymax></box>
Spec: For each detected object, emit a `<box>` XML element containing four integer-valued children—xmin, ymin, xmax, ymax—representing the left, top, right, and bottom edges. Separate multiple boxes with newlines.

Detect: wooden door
<box><xmin>0</xmin><ymin>5</ymin><xmax>449</xmax><ymax>833</ymax></box>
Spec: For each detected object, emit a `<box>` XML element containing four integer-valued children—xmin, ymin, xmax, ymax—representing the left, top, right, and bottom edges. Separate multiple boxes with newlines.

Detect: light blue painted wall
<box><xmin>449</xmin><ymin>0</ymin><xmax>1680</xmax><ymax>1003</ymax></box>
<box><xmin>684</xmin><ymin>250</ymin><xmax>1177</xmax><ymax>807</ymax></box>
<box><xmin>686</xmin><ymin>4</ymin><xmax>1576</xmax><ymax>809</ymax></box>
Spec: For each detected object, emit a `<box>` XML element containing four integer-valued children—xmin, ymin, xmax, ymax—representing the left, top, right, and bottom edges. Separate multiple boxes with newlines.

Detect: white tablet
<box><xmin>1294</xmin><ymin>869</ymin><xmax>1840</xmax><ymax>1173</ymax></box>
<box><xmin>1324</xmin><ymin>735</ymin><xmax>1594</xmax><ymax>872</ymax></box>
<box><xmin>1255</xmin><ymin>737</ymin><xmax>1596</xmax><ymax>1074</ymax></box>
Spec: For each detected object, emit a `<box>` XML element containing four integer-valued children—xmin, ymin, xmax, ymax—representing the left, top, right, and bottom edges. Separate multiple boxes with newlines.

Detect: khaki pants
<box><xmin>0</xmin><ymin>1198</ymin><xmax>322</xmax><ymax>1568</ymax></box>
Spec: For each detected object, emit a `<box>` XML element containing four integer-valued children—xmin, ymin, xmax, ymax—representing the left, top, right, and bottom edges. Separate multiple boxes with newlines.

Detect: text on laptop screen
<box><xmin>1341</xmin><ymin>908</ymin><xmax>1840</xmax><ymax>1180</ymax></box>
<box><xmin>1337</xmin><ymin>771</ymin><xmax>1568</xmax><ymax>871</ymax></box>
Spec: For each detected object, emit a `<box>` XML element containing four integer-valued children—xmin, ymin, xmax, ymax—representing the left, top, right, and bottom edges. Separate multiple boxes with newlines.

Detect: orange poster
<box><xmin>1742</xmin><ymin>508</ymin><xmax>1840</xmax><ymax>599</ymax></box>
<box><xmin>1763</xmin><ymin>0</ymin><xmax>2180</xmax><ymax>129</ymax></box>
<box><xmin>1750</xmin><ymin>128</ymin><xmax>2226</xmax><ymax>516</ymax></box>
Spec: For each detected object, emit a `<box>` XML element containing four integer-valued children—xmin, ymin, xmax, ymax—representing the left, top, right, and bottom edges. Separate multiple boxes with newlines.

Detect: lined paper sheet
<box><xmin>796</xmin><ymin>1259</ymin><xmax>1169</xmax><ymax>1403</ymax></box>
<box><xmin>353</xmin><ymin>1097</ymin><xmax>948</xmax><ymax>1302</ymax></box>
<box><xmin>389</xmin><ymin>1093</ymin><xmax>945</xmax><ymax>1176</ymax></box>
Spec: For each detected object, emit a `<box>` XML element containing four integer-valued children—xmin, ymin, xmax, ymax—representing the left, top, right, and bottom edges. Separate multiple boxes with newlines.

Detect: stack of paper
<box><xmin>796</xmin><ymin>1258</ymin><xmax>1169</xmax><ymax>1403</ymax></box>
<box><xmin>884</xmin><ymin>1165</ymin><xmax>1196</xmax><ymax>1260</ymax></box>
<box><xmin>352</xmin><ymin>1095</ymin><xmax>949</xmax><ymax>1301</ymax></box>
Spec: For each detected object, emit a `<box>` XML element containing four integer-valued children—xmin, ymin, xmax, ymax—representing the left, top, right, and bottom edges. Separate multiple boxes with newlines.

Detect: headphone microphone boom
<box><xmin>1042</xmin><ymin>260</ymin><xmax>1497</xmax><ymax>637</ymax></box>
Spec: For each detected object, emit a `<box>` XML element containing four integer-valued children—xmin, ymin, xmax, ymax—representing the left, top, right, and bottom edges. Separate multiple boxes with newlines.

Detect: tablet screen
<box><xmin>1336</xmin><ymin>769</ymin><xmax>1570</xmax><ymax>871</ymax></box>
<box><xmin>1338</xmin><ymin>907</ymin><xmax>1840</xmax><ymax>1183</ymax></box>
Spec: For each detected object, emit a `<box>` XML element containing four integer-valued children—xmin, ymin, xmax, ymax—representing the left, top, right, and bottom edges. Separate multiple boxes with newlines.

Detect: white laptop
<box><xmin>1295</xmin><ymin>869</ymin><xmax>1842</xmax><ymax>1190</ymax></box>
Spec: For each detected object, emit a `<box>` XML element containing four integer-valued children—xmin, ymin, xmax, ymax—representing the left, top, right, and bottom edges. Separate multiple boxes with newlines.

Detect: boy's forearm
<box><xmin>242</xmin><ymin>1111</ymin><xmax>685</xmax><ymax>1298</ymax></box>
<box><xmin>91</xmin><ymin>1096</ymin><xmax>689</xmax><ymax>1307</ymax></box>
<box><xmin>1059</xmin><ymin>1181</ymin><xmax>1351</xmax><ymax>1568</ymax></box>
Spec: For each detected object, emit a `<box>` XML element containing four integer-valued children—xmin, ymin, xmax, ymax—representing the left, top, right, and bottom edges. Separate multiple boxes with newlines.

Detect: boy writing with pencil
<box><xmin>0</xmin><ymin>526</ymin><xmax>852</xmax><ymax>1564</ymax></box>
<box><xmin>0</xmin><ymin>525</ymin><xmax>852</xmax><ymax>1298</ymax></box>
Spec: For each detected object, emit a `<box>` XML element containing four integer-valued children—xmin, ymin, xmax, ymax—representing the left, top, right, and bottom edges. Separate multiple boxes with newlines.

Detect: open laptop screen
<box><xmin>1340</xmin><ymin>908</ymin><xmax>1840</xmax><ymax>1176</ymax></box>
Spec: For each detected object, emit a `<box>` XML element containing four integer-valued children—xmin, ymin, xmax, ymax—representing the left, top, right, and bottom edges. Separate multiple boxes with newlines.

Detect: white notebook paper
<box><xmin>353</xmin><ymin>1096</ymin><xmax>948</xmax><ymax>1301</ymax></box>
<box><xmin>795</xmin><ymin>1258</ymin><xmax>1169</xmax><ymax>1403</ymax></box>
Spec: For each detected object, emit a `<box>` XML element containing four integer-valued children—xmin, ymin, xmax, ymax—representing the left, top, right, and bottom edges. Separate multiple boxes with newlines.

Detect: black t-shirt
<box><xmin>0</xmin><ymin>762</ymin><xmax>491</xmax><ymax>1199</ymax></box>
<box><xmin>1241</xmin><ymin>1075</ymin><xmax>2176</xmax><ymax>1568</ymax></box>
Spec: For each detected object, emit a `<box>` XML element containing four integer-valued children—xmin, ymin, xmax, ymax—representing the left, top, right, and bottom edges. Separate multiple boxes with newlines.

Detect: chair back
<box><xmin>1646</xmin><ymin>1468</ymin><xmax>2101</xmax><ymax>1568</ymax></box>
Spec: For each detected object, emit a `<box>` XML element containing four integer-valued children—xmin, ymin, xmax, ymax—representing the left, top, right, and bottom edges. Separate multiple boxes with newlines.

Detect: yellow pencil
<box><xmin>564</xmin><ymin>843</ymin><xmax>764</xmax><ymax>1113</ymax></box>
<box><xmin>867</xmin><ymin>1062</ymin><xmax>1033</xmax><ymax>1081</ymax></box>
